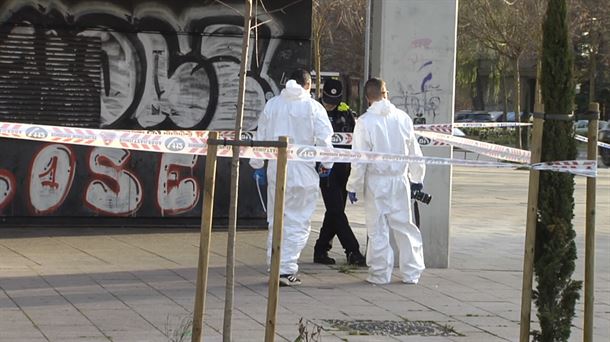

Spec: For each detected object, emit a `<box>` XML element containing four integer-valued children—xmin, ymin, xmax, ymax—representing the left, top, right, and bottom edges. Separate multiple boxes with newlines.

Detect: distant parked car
<box><xmin>455</xmin><ymin>111</ymin><xmax>493</xmax><ymax>122</ymax></box>
<box><xmin>574</xmin><ymin>120</ymin><xmax>609</xmax><ymax>136</ymax></box>
<box><xmin>488</xmin><ymin>111</ymin><xmax>504</xmax><ymax>121</ymax></box>
<box><xmin>493</xmin><ymin>111</ymin><xmax>529</xmax><ymax>122</ymax></box>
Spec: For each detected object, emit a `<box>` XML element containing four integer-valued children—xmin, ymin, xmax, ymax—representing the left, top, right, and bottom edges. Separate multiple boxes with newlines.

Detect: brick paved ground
<box><xmin>0</xmin><ymin>167</ymin><xmax>608</xmax><ymax>341</ymax></box>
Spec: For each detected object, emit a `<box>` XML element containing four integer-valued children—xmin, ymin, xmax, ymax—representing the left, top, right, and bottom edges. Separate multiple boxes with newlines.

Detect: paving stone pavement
<box><xmin>0</xmin><ymin>167</ymin><xmax>608</xmax><ymax>342</ymax></box>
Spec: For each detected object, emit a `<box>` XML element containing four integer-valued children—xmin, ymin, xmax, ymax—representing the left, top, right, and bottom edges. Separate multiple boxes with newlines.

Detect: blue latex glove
<box><xmin>318</xmin><ymin>165</ymin><xmax>332</xmax><ymax>178</ymax></box>
<box><xmin>253</xmin><ymin>168</ymin><xmax>266</xmax><ymax>186</ymax></box>
<box><xmin>348</xmin><ymin>192</ymin><xmax>358</xmax><ymax>204</ymax></box>
<box><xmin>410</xmin><ymin>183</ymin><xmax>423</xmax><ymax>193</ymax></box>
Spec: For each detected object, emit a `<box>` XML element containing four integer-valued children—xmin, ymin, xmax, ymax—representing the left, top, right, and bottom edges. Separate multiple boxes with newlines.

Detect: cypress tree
<box><xmin>534</xmin><ymin>0</ymin><xmax>582</xmax><ymax>341</ymax></box>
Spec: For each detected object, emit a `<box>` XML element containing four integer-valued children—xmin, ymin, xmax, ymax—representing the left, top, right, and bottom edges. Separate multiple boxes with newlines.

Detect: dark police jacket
<box><xmin>323</xmin><ymin>101</ymin><xmax>356</xmax><ymax>148</ymax></box>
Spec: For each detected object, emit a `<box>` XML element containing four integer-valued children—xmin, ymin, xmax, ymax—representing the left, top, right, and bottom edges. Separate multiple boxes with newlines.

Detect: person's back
<box><xmin>255</xmin><ymin>79</ymin><xmax>333</xmax><ymax>188</ymax></box>
<box><xmin>249</xmin><ymin>69</ymin><xmax>333</xmax><ymax>287</ymax></box>
<box><xmin>346</xmin><ymin>77</ymin><xmax>425</xmax><ymax>285</ymax></box>
<box><xmin>256</xmin><ymin>80</ymin><xmax>324</xmax><ymax>146</ymax></box>
<box><xmin>356</xmin><ymin>99</ymin><xmax>416</xmax><ymax>178</ymax></box>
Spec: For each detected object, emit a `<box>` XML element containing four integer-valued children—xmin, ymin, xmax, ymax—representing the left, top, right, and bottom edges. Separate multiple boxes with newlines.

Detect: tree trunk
<box><xmin>589</xmin><ymin>31</ymin><xmax>597</xmax><ymax>104</ymax></box>
<box><xmin>314</xmin><ymin>37</ymin><xmax>322</xmax><ymax>98</ymax></box>
<box><xmin>473</xmin><ymin>58</ymin><xmax>485</xmax><ymax>110</ymax></box>
<box><xmin>513</xmin><ymin>56</ymin><xmax>522</xmax><ymax>149</ymax></box>
<box><xmin>223</xmin><ymin>1</ymin><xmax>252</xmax><ymax>341</ymax></box>
<box><xmin>535</xmin><ymin>58</ymin><xmax>543</xmax><ymax>108</ymax></box>
<box><xmin>502</xmin><ymin>70</ymin><xmax>508</xmax><ymax>121</ymax></box>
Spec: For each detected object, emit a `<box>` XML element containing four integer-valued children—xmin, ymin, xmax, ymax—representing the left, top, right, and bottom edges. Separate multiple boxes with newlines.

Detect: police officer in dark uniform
<box><xmin>313</xmin><ymin>79</ymin><xmax>366</xmax><ymax>266</ymax></box>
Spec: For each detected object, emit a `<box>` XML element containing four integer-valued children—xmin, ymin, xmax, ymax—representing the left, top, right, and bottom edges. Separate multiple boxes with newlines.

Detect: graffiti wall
<box><xmin>0</xmin><ymin>139</ymin><xmax>265</xmax><ymax>222</ymax></box>
<box><xmin>0</xmin><ymin>0</ymin><xmax>311</xmax><ymax>225</ymax></box>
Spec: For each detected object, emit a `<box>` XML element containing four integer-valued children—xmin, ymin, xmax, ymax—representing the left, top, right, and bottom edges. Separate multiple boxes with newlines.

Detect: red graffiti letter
<box><xmin>28</xmin><ymin>144</ymin><xmax>76</xmax><ymax>214</ymax></box>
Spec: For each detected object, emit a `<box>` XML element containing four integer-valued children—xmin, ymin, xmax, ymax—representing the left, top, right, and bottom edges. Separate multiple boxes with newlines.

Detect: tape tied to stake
<box><xmin>415</xmin><ymin>122</ymin><xmax>533</xmax><ymax>132</ymax></box>
<box><xmin>283</xmin><ymin>144</ymin><xmax>596</xmax><ymax>178</ymax></box>
<box><xmin>575</xmin><ymin>134</ymin><xmax>610</xmax><ymax>149</ymax></box>
<box><xmin>0</xmin><ymin>121</ymin><xmax>597</xmax><ymax>178</ymax></box>
<box><xmin>415</xmin><ymin>130</ymin><xmax>532</xmax><ymax>163</ymax></box>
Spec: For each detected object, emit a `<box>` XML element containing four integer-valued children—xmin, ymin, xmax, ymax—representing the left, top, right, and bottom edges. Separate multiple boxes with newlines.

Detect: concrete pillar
<box><xmin>369</xmin><ymin>0</ymin><xmax>458</xmax><ymax>268</ymax></box>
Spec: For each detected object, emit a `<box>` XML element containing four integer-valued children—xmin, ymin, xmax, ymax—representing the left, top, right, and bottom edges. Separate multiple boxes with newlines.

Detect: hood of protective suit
<box><xmin>281</xmin><ymin>79</ymin><xmax>311</xmax><ymax>101</ymax></box>
<box><xmin>367</xmin><ymin>99</ymin><xmax>394</xmax><ymax>116</ymax></box>
<box><xmin>346</xmin><ymin>97</ymin><xmax>425</xmax><ymax>195</ymax></box>
<box><xmin>249</xmin><ymin>77</ymin><xmax>334</xmax><ymax>177</ymax></box>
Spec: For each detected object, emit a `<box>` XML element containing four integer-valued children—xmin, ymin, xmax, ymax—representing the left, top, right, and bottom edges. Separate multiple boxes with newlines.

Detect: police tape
<box><xmin>414</xmin><ymin>122</ymin><xmax>533</xmax><ymax>134</ymax></box>
<box><xmin>130</xmin><ymin>122</ymin><xmax>536</xmax><ymax>157</ymax></box>
<box><xmin>575</xmin><ymin>134</ymin><xmax>610</xmax><ymax>149</ymax></box>
<box><xmin>326</xmin><ymin>130</ymin><xmax>533</xmax><ymax>163</ymax></box>
<box><xmin>0</xmin><ymin>121</ymin><xmax>596</xmax><ymax>178</ymax></box>
<box><xmin>94</xmin><ymin>126</ymin><xmax>529</xmax><ymax>163</ymax></box>
<box><xmin>454</xmin><ymin>122</ymin><xmax>533</xmax><ymax>129</ymax></box>
<box><xmin>324</xmin><ymin>122</ymin><xmax>534</xmax><ymax>136</ymax></box>
<box><xmin>415</xmin><ymin>130</ymin><xmax>531</xmax><ymax>163</ymax></box>
<box><xmin>228</xmin><ymin>144</ymin><xmax>595</xmax><ymax>178</ymax></box>
<box><xmin>0</xmin><ymin>122</ymin><xmax>210</xmax><ymax>155</ymax></box>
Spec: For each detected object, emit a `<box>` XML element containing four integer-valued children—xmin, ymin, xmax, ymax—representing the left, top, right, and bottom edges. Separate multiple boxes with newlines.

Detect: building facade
<box><xmin>0</xmin><ymin>0</ymin><xmax>311</xmax><ymax>226</ymax></box>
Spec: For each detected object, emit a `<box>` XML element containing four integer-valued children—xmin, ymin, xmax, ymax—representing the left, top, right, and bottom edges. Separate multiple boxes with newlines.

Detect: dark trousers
<box><xmin>314</xmin><ymin>162</ymin><xmax>360</xmax><ymax>255</ymax></box>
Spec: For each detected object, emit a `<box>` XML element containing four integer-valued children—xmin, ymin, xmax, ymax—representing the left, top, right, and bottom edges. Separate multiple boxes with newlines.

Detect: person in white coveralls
<box><xmin>249</xmin><ymin>69</ymin><xmax>334</xmax><ymax>287</ymax></box>
<box><xmin>346</xmin><ymin>77</ymin><xmax>426</xmax><ymax>285</ymax></box>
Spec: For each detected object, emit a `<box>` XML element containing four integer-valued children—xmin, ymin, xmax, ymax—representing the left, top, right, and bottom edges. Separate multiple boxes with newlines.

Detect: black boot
<box><xmin>346</xmin><ymin>250</ymin><xmax>366</xmax><ymax>267</ymax></box>
<box><xmin>314</xmin><ymin>252</ymin><xmax>336</xmax><ymax>265</ymax></box>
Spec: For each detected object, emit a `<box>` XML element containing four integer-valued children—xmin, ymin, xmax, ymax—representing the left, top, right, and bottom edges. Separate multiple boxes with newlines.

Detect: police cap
<box><xmin>322</xmin><ymin>79</ymin><xmax>343</xmax><ymax>106</ymax></box>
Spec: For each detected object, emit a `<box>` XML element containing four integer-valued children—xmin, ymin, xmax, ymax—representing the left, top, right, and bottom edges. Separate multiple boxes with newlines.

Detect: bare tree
<box><xmin>459</xmin><ymin>0</ymin><xmax>610</xmax><ymax>119</ymax></box>
<box><xmin>456</xmin><ymin>12</ymin><xmax>506</xmax><ymax>112</ymax></box>
<box><xmin>312</xmin><ymin>0</ymin><xmax>366</xmax><ymax>99</ymax></box>
<box><xmin>569</xmin><ymin>0</ymin><xmax>610</xmax><ymax>114</ymax></box>
<box><xmin>209</xmin><ymin>1</ymin><xmax>304</xmax><ymax>341</ymax></box>
<box><xmin>459</xmin><ymin>0</ymin><xmax>546</xmax><ymax>148</ymax></box>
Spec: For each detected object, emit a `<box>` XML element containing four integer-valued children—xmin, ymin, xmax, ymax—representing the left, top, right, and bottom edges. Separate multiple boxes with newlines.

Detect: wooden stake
<box><xmin>519</xmin><ymin>105</ymin><xmax>544</xmax><ymax>342</ymax></box>
<box><xmin>223</xmin><ymin>1</ymin><xmax>253</xmax><ymax>340</ymax></box>
<box><xmin>192</xmin><ymin>131</ymin><xmax>219</xmax><ymax>342</ymax></box>
<box><xmin>264</xmin><ymin>136</ymin><xmax>289</xmax><ymax>342</ymax></box>
<box><xmin>583</xmin><ymin>102</ymin><xmax>599</xmax><ymax>342</ymax></box>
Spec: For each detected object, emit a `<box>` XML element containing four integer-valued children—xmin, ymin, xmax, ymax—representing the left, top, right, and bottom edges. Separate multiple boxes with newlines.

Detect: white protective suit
<box><xmin>346</xmin><ymin>98</ymin><xmax>426</xmax><ymax>284</ymax></box>
<box><xmin>250</xmin><ymin>80</ymin><xmax>334</xmax><ymax>275</ymax></box>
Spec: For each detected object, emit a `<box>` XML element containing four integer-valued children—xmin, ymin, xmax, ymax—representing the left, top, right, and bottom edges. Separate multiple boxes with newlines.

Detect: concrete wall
<box><xmin>370</xmin><ymin>0</ymin><xmax>458</xmax><ymax>268</ymax></box>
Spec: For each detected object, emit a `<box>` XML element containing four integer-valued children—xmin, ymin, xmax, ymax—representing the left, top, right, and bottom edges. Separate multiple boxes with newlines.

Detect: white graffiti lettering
<box><xmin>157</xmin><ymin>154</ymin><xmax>199</xmax><ymax>215</ymax></box>
<box><xmin>85</xmin><ymin>148</ymin><xmax>142</xmax><ymax>215</ymax></box>
<box><xmin>28</xmin><ymin>144</ymin><xmax>76</xmax><ymax>214</ymax></box>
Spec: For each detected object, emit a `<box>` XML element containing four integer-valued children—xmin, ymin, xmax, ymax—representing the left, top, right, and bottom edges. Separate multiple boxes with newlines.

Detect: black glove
<box><xmin>348</xmin><ymin>192</ymin><xmax>358</xmax><ymax>204</ymax></box>
<box><xmin>410</xmin><ymin>183</ymin><xmax>423</xmax><ymax>193</ymax></box>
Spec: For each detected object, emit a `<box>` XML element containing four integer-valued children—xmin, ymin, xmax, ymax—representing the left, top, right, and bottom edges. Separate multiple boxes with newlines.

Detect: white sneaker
<box><xmin>366</xmin><ymin>276</ymin><xmax>390</xmax><ymax>285</ymax></box>
<box><xmin>279</xmin><ymin>274</ymin><xmax>301</xmax><ymax>287</ymax></box>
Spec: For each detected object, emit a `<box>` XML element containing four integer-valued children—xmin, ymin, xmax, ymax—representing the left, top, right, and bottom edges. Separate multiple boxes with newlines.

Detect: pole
<box><xmin>192</xmin><ymin>131</ymin><xmax>220</xmax><ymax>342</ymax></box>
<box><xmin>519</xmin><ymin>104</ymin><xmax>544</xmax><ymax>342</ymax></box>
<box><xmin>583</xmin><ymin>102</ymin><xmax>599</xmax><ymax>342</ymax></box>
<box><xmin>362</xmin><ymin>0</ymin><xmax>371</xmax><ymax>111</ymax></box>
<box><xmin>264</xmin><ymin>136</ymin><xmax>289</xmax><ymax>342</ymax></box>
<box><xmin>223</xmin><ymin>1</ymin><xmax>253</xmax><ymax>341</ymax></box>
<box><xmin>588</xmin><ymin>25</ymin><xmax>597</xmax><ymax>105</ymax></box>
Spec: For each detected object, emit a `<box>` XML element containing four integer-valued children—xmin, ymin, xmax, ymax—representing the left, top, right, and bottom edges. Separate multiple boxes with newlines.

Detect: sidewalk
<box><xmin>0</xmin><ymin>167</ymin><xmax>608</xmax><ymax>341</ymax></box>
